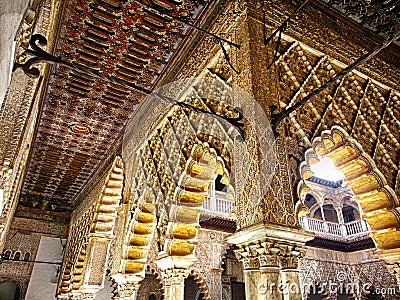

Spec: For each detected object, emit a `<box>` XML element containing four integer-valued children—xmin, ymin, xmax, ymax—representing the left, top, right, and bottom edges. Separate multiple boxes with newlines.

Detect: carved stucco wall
<box><xmin>14</xmin><ymin>1</ymin><xmax>397</xmax><ymax>298</ymax></box>
<box><xmin>189</xmin><ymin>229</ymin><xmax>231</xmax><ymax>300</ymax></box>
<box><xmin>58</xmin><ymin>157</ymin><xmax>123</xmax><ymax>297</ymax></box>
<box><xmin>299</xmin><ymin>248</ymin><xmax>400</xmax><ymax>299</ymax></box>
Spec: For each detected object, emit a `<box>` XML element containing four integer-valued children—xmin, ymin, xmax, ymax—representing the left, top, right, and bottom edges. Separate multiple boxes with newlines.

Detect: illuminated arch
<box><xmin>296</xmin><ymin>126</ymin><xmax>400</xmax><ymax>266</ymax></box>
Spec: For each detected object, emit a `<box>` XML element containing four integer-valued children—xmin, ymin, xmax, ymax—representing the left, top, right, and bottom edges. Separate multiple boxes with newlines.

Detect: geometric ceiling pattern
<box><xmin>19</xmin><ymin>0</ymin><xmax>214</xmax><ymax>213</ymax></box>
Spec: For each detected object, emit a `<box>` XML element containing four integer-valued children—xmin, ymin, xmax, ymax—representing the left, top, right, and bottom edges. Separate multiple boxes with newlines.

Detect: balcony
<box><xmin>202</xmin><ymin>191</ymin><xmax>234</xmax><ymax>216</ymax></box>
<box><xmin>299</xmin><ymin>216</ymin><xmax>369</xmax><ymax>242</ymax></box>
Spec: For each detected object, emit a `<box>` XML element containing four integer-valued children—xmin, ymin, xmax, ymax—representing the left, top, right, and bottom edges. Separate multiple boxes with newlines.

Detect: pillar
<box><xmin>209</xmin><ymin>268</ymin><xmax>224</xmax><ymax>300</ymax></box>
<box><xmin>244</xmin><ymin>268</ymin><xmax>262</xmax><ymax>300</ymax></box>
<box><xmin>335</xmin><ymin>207</ymin><xmax>344</xmax><ymax>224</ymax></box>
<box><xmin>260</xmin><ymin>266</ymin><xmax>281</xmax><ymax>299</ymax></box>
<box><xmin>258</xmin><ymin>243</ymin><xmax>282</xmax><ymax>299</ymax></box>
<box><xmin>334</xmin><ymin>206</ymin><xmax>347</xmax><ymax>236</ymax></box>
<box><xmin>227</xmin><ymin>224</ymin><xmax>313</xmax><ymax>300</ymax></box>
<box><xmin>161</xmin><ymin>268</ymin><xmax>190</xmax><ymax>300</ymax></box>
<box><xmin>320</xmin><ymin>205</ymin><xmax>326</xmax><ymax>221</ymax></box>
<box><xmin>278</xmin><ymin>245</ymin><xmax>305</xmax><ymax>300</ymax></box>
<box><xmin>235</xmin><ymin>248</ymin><xmax>263</xmax><ymax>300</ymax></box>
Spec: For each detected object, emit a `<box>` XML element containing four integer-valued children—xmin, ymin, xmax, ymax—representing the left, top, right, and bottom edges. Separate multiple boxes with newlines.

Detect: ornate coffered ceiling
<box><xmin>18</xmin><ymin>0</ymin><xmax>217</xmax><ymax>214</ymax></box>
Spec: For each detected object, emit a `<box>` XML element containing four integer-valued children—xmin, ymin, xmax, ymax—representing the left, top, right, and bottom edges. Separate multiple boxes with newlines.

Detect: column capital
<box><xmin>110</xmin><ymin>278</ymin><xmax>141</xmax><ymax>299</ymax></box>
<box><xmin>257</xmin><ymin>240</ymin><xmax>282</xmax><ymax>268</ymax></box>
<box><xmin>160</xmin><ymin>268</ymin><xmax>191</xmax><ymax>285</ymax></box>
<box><xmin>276</xmin><ymin>243</ymin><xmax>306</xmax><ymax>270</ymax></box>
<box><xmin>234</xmin><ymin>246</ymin><xmax>260</xmax><ymax>270</ymax></box>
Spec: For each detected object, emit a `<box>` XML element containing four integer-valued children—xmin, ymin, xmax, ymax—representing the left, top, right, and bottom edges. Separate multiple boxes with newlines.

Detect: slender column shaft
<box><xmin>160</xmin><ymin>268</ymin><xmax>189</xmax><ymax>300</ymax></box>
<box><xmin>244</xmin><ymin>269</ymin><xmax>262</xmax><ymax>300</ymax></box>
<box><xmin>260</xmin><ymin>266</ymin><xmax>281</xmax><ymax>299</ymax></box>
<box><xmin>320</xmin><ymin>205</ymin><xmax>326</xmax><ymax>221</ymax></box>
<box><xmin>280</xmin><ymin>269</ymin><xmax>302</xmax><ymax>300</ymax></box>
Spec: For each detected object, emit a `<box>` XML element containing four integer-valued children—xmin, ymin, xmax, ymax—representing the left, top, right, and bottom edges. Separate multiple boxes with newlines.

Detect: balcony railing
<box><xmin>299</xmin><ymin>216</ymin><xmax>369</xmax><ymax>241</ymax></box>
<box><xmin>202</xmin><ymin>191</ymin><xmax>234</xmax><ymax>216</ymax></box>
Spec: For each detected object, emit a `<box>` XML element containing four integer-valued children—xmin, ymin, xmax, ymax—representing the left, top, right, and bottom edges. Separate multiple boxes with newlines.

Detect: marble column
<box><xmin>227</xmin><ymin>224</ymin><xmax>313</xmax><ymax>300</ymax></box>
<box><xmin>260</xmin><ymin>266</ymin><xmax>281</xmax><ymax>299</ymax></box>
<box><xmin>278</xmin><ymin>245</ymin><xmax>305</xmax><ymax>300</ymax></box>
<box><xmin>244</xmin><ymin>268</ymin><xmax>262</xmax><ymax>300</ymax></box>
<box><xmin>235</xmin><ymin>249</ymin><xmax>263</xmax><ymax>300</ymax></box>
<box><xmin>258</xmin><ymin>244</ymin><xmax>282</xmax><ymax>300</ymax></box>
<box><xmin>280</xmin><ymin>269</ymin><xmax>301</xmax><ymax>300</ymax></box>
<box><xmin>161</xmin><ymin>268</ymin><xmax>190</xmax><ymax>300</ymax></box>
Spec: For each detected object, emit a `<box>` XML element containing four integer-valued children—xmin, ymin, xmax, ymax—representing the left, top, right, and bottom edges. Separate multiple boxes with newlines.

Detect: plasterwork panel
<box><xmin>249</xmin><ymin>0</ymin><xmax>400</xmax><ymax>88</ymax></box>
<box><xmin>10</xmin><ymin>216</ymin><xmax>68</xmax><ymax>237</ymax></box>
<box><xmin>189</xmin><ymin>229</ymin><xmax>230</xmax><ymax>300</ymax></box>
<box><xmin>299</xmin><ymin>248</ymin><xmax>400</xmax><ymax>299</ymax></box>
<box><xmin>174</xmin><ymin>0</ymin><xmax>400</xmax><ymax>231</ymax></box>
<box><xmin>273</xmin><ymin>40</ymin><xmax>400</xmax><ymax>198</ymax></box>
<box><xmin>86</xmin><ymin>239</ymin><xmax>110</xmax><ymax>287</ymax></box>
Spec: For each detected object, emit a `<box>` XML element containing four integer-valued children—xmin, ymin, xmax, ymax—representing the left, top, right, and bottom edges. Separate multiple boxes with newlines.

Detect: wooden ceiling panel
<box><xmin>19</xmin><ymin>0</ymin><xmax>213</xmax><ymax>214</ymax></box>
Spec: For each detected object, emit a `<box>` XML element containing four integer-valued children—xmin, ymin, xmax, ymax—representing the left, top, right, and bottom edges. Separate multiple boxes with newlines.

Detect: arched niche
<box><xmin>120</xmin><ymin>77</ymin><xmax>276</xmax><ymax>281</ymax></box>
<box><xmin>136</xmin><ymin>273</ymin><xmax>163</xmax><ymax>300</ymax></box>
<box><xmin>122</xmin><ymin>77</ymin><xmax>276</xmax><ymax>237</ymax></box>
